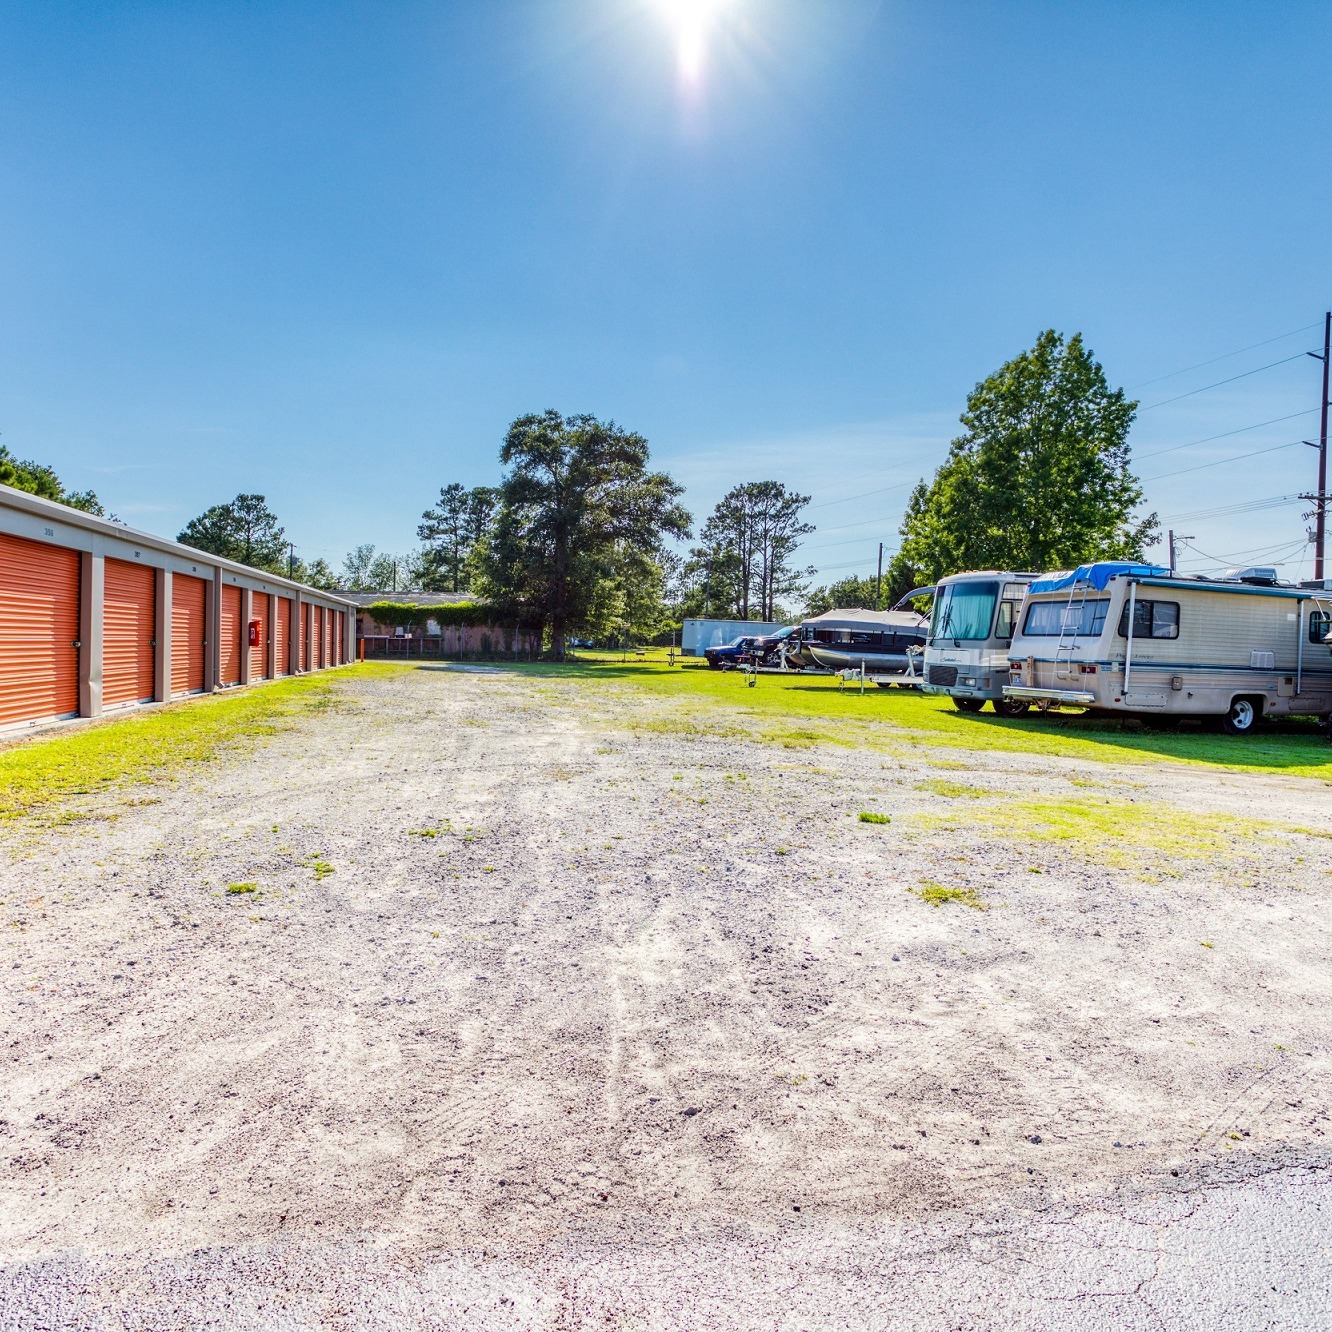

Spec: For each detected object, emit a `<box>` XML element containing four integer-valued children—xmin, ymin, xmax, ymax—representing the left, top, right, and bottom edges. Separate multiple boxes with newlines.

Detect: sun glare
<box><xmin>656</xmin><ymin>0</ymin><xmax>730</xmax><ymax>84</ymax></box>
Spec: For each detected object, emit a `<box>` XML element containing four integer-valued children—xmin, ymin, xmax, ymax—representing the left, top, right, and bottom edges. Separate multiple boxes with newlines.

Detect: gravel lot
<box><xmin>2</xmin><ymin>664</ymin><xmax>1330</xmax><ymax>1329</ymax></box>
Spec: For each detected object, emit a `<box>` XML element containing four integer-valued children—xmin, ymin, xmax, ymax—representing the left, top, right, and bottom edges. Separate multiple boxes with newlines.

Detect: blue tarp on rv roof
<box><xmin>1029</xmin><ymin>562</ymin><xmax>1170</xmax><ymax>595</ymax></box>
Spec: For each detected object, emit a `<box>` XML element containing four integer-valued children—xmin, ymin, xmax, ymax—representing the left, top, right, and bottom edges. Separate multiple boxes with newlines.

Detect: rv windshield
<box><xmin>930</xmin><ymin>580</ymin><xmax>999</xmax><ymax>641</ymax></box>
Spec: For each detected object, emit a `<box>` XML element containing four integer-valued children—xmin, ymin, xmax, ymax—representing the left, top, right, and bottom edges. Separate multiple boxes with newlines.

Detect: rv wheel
<box><xmin>952</xmin><ymin>697</ymin><xmax>984</xmax><ymax>714</ymax></box>
<box><xmin>993</xmin><ymin>698</ymin><xmax>1030</xmax><ymax>718</ymax></box>
<box><xmin>1221</xmin><ymin>697</ymin><xmax>1259</xmax><ymax>736</ymax></box>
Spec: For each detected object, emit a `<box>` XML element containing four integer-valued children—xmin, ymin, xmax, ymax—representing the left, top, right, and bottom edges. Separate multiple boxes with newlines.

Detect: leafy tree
<box><xmin>340</xmin><ymin>543</ymin><xmax>377</xmax><ymax>589</ymax></box>
<box><xmin>478</xmin><ymin>411</ymin><xmax>691</xmax><ymax>658</ymax></box>
<box><xmin>670</xmin><ymin>541</ymin><xmax>744</xmax><ymax>620</ymax></box>
<box><xmin>700</xmin><ymin>482</ymin><xmax>814</xmax><ymax>620</ymax></box>
<box><xmin>418</xmin><ymin>483</ymin><xmax>498</xmax><ymax>593</ymax></box>
<box><xmin>804</xmin><ymin>574</ymin><xmax>879</xmax><ymax>616</ymax></box>
<box><xmin>301</xmin><ymin>558</ymin><xmax>340</xmax><ymax>591</ymax></box>
<box><xmin>0</xmin><ymin>442</ymin><xmax>104</xmax><ymax>515</ymax></box>
<box><xmin>338</xmin><ymin>544</ymin><xmax>426</xmax><ymax>591</ymax></box>
<box><xmin>177</xmin><ymin>493</ymin><xmax>288</xmax><ymax>572</ymax></box>
<box><xmin>899</xmin><ymin>331</ymin><xmax>1157</xmax><ymax>579</ymax></box>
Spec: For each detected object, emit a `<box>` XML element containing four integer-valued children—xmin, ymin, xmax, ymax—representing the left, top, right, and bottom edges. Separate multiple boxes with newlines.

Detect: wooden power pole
<box><xmin>1305</xmin><ymin>311</ymin><xmax>1332</xmax><ymax>581</ymax></box>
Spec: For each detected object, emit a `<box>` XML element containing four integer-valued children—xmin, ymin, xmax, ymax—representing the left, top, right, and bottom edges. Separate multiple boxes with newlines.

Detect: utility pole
<box><xmin>1167</xmin><ymin>530</ymin><xmax>1193</xmax><ymax>574</ymax></box>
<box><xmin>1318</xmin><ymin>311</ymin><xmax>1331</xmax><ymax>583</ymax></box>
<box><xmin>288</xmin><ymin>542</ymin><xmax>296</xmax><ymax>579</ymax></box>
<box><xmin>875</xmin><ymin>542</ymin><xmax>884</xmax><ymax>609</ymax></box>
<box><xmin>1302</xmin><ymin>311</ymin><xmax>1331</xmax><ymax>582</ymax></box>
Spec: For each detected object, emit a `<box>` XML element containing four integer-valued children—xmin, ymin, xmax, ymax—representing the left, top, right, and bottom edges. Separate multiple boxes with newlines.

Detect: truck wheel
<box><xmin>952</xmin><ymin>697</ymin><xmax>984</xmax><ymax>714</ymax></box>
<box><xmin>993</xmin><ymin>698</ymin><xmax>1030</xmax><ymax>718</ymax></box>
<box><xmin>1221</xmin><ymin>697</ymin><xmax>1260</xmax><ymax>735</ymax></box>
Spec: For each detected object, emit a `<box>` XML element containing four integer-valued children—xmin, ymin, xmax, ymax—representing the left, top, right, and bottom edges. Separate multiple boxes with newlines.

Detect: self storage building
<box><xmin>0</xmin><ymin>482</ymin><xmax>356</xmax><ymax>734</ymax></box>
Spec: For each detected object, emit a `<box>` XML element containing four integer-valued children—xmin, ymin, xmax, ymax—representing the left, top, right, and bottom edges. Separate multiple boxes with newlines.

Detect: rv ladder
<box><xmin>1054</xmin><ymin>581</ymin><xmax>1089</xmax><ymax>679</ymax></box>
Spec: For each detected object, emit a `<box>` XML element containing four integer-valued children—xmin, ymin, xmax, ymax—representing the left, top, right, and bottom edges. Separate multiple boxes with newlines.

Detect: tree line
<box><xmin>4</xmin><ymin>329</ymin><xmax>1157</xmax><ymax>657</ymax></box>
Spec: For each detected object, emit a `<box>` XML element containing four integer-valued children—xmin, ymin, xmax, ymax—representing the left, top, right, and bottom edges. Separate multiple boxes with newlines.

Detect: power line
<box><xmin>1177</xmin><ymin>535</ymin><xmax>1309</xmax><ymax>567</ymax></box>
<box><xmin>1142</xmin><ymin>438</ymin><xmax>1303</xmax><ymax>482</ymax></box>
<box><xmin>1140</xmin><ymin>351</ymin><xmax>1312</xmax><ymax>411</ymax></box>
<box><xmin>1135</xmin><ymin>408</ymin><xmax>1317</xmax><ymax>461</ymax></box>
<box><xmin>801</xmin><ymin>533</ymin><xmax>891</xmax><ymax>554</ymax></box>
<box><xmin>813</xmin><ymin>514</ymin><xmax>898</xmax><ymax>536</ymax></box>
<box><xmin>808</xmin><ymin>477</ymin><xmax>921</xmax><ymax>511</ymax></box>
<box><xmin>1128</xmin><ymin>323</ymin><xmax>1322</xmax><ymax>390</ymax></box>
<box><xmin>1161</xmin><ymin>493</ymin><xmax>1301</xmax><ymax>523</ymax></box>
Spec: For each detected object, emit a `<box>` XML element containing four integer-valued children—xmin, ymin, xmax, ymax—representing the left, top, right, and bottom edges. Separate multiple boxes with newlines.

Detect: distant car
<box><xmin>568</xmin><ymin>638</ymin><xmax>594</xmax><ymax>649</ymax></box>
<box><xmin>704</xmin><ymin>635</ymin><xmax>760</xmax><ymax>669</ymax></box>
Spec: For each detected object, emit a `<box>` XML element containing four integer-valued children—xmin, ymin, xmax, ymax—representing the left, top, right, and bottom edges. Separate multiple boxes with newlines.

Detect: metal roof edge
<box><xmin>1130</xmin><ymin>575</ymin><xmax>1313</xmax><ymax>600</ymax></box>
<box><xmin>0</xmin><ymin>482</ymin><xmax>356</xmax><ymax>608</ymax></box>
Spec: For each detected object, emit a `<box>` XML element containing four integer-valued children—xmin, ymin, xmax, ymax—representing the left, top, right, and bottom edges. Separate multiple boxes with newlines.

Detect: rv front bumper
<box><xmin>1003</xmin><ymin>685</ymin><xmax>1096</xmax><ymax>707</ymax></box>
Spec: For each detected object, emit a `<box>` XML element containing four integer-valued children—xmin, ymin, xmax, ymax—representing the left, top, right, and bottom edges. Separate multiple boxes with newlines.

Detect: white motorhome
<box><xmin>922</xmin><ymin>571</ymin><xmax>1036</xmax><ymax>715</ymax></box>
<box><xmin>1003</xmin><ymin>562</ymin><xmax>1332</xmax><ymax>733</ymax></box>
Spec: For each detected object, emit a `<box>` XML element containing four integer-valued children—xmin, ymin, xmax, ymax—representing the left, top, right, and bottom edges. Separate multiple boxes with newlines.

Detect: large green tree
<box><xmin>699</xmin><ymin>481</ymin><xmax>815</xmax><ymax>620</ymax></box>
<box><xmin>178</xmin><ymin>493</ymin><xmax>289</xmax><ymax>572</ymax></box>
<box><xmin>478</xmin><ymin>411</ymin><xmax>691</xmax><ymax>658</ymax></box>
<box><xmin>0</xmin><ymin>443</ymin><xmax>104</xmax><ymax>515</ymax></box>
<box><xmin>899</xmin><ymin>331</ymin><xmax>1157</xmax><ymax>579</ymax></box>
<box><xmin>418</xmin><ymin>483</ymin><xmax>498</xmax><ymax>592</ymax></box>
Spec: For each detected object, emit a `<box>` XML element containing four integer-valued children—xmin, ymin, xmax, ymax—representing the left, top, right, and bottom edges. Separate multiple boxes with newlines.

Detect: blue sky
<box><xmin>2</xmin><ymin>0</ymin><xmax>1330</xmax><ymax>585</ymax></box>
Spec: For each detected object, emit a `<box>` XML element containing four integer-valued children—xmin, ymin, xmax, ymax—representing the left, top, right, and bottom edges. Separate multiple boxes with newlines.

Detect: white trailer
<box><xmin>1003</xmin><ymin>562</ymin><xmax>1332</xmax><ymax>733</ymax></box>
<box><xmin>681</xmin><ymin>618</ymin><xmax>782</xmax><ymax>656</ymax></box>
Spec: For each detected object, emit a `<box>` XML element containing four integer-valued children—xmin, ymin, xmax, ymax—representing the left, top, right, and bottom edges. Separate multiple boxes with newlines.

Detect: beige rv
<box><xmin>1003</xmin><ymin>562</ymin><xmax>1332</xmax><ymax>733</ymax></box>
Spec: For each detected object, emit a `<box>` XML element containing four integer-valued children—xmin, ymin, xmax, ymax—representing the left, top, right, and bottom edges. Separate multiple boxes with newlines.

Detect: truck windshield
<box><xmin>930</xmin><ymin>580</ymin><xmax>999</xmax><ymax>642</ymax></box>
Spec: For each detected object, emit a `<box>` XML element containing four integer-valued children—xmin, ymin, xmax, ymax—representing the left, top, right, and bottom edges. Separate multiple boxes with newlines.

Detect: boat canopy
<box><xmin>1029</xmin><ymin>562</ymin><xmax>1170</xmax><ymax>595</ymax></box>
<box><xmin>800</xmin><ymin>606</ymin><xmax>927</xmax><ymax>630</ymax></box>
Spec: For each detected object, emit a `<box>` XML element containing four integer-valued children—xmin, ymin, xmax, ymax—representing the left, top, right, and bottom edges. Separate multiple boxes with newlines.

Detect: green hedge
<box><xmin>362</xmin><ymin>601</ymin><xmax>494</xmax><ymax>629</ymax></box>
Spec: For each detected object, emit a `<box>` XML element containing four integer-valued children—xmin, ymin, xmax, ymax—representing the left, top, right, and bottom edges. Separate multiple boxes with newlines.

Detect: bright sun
<box><xmin>656</xmin><ymin>0</ymin><xmax>730</xmax><ymax>83</ymax></box>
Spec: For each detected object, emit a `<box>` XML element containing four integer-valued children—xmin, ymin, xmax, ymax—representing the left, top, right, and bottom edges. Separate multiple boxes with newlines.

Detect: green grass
<box><xmin>0</xmin><ymin>663</ymin><xmax>407</xmax><ymax>823</ymax></box>
<box><xmin>858</xmin><ymin>810</ymin><xmax>891</xmax><ymax>824</ymax></box>
<box><xmin>477</xmin><ymin>658</ymin><xmax>1332</xmax><ymax>780</ymax></box>
<box><xmin>918</xmin><ymin>793</ymin><xmax>1297</xmax><ymax>873</ymax></box>
<box><xmin>915</xmin><ymin>777</ymin><xmax>993</xmax><ymax>799</ymax></box>
<box><xmin>912</xmin><ymin>881</ymin><xmax>985</xmax><ymax>910</ymax></box>
<box><xmin>226</xmin><ymin>881</ymin><xmax>259</xmax><ymax>895</ymax></box>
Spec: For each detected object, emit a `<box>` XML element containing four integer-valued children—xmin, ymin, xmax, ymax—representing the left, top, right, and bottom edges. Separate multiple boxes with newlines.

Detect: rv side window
<box><xmin>1022</xmin><ymin>599</ymin><xmax>1110</xmax><ymax>637</ymax></box>
<box><xmin>1116</xmin><ymin>600</ymin><xmax>1179</xmax><ymax>640</ymax></box>
<box><xmin>994</xmin><ymin>600</ymin><xmax>1016</xmax><ymax>639</ymax></box>
<box><xmin>1309</xmin><ymin>610</ymin><xmax>1332</xmax><ymax>644</ymax></box>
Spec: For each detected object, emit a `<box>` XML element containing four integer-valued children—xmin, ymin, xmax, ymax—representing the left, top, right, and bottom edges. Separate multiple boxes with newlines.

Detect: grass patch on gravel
<box><xmin>508</xmin><ymin>657</ymin><xmax>1332</xmax><ymax>781</ymax></box>
<box><xmin>0</xmin><ymin>664</ymin><xmax>405</xmax><ymax>824</ymax></box>
<box><xmin>918</xmin><ymin>795</ymin><xmax>1296</xmax><ymax>873</ymax></box>
<box><xmin>915</xmin><ymin>777</ymin><xmax>992</xmax><ymax>799</ymax></box>
<box><xmin>913</xmin><ymin>882</ymin><xmax>985</xmax><ymax>910</ymax></box>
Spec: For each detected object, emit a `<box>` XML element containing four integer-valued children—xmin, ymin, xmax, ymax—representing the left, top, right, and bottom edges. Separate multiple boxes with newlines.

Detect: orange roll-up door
<box><xmin>314</xmin><ymin>606</ymin><xmax>324</xmax><ymax>669</ymax></box>
<box><xmin>337</xmin><ymin>611</ymin><xmax>345</xmax><ymax>663</ymax></box>
<box><xmin>250</xmin><ymin>592</ymin><xmax>271</xmax><ymax>680</ymax></box>
<box><xmin>170</xmin><ymin>573</ymin><xmax>207</xmax><ymax>696</ymax></box>
<box><xmin>220</xmin><ymin>585</ymin><xmax>242</xmax><ymax>686</ymax></box>
<box><xmin>301</xmin><ymin>603</ymin><xmax>311</xmax><ymax>670</ymax></box>
<box><xmin>0</xmin><ymin>532</ymin><xmax>80</xmax><ymax>727</ymax></box>
<box><xmin>323</xmin><ymin>607</ymin><xmax>333</xmax><ymax>667</ymax></box>
<box><xmin>274</xmin><ymin>597</ymin><xmax>291</xmax><ymax>676</ymax></box>
<box><xmin>103</xmin><ymin>558</ymin><xmax>156</xmax><ymax>708</ymax></box>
